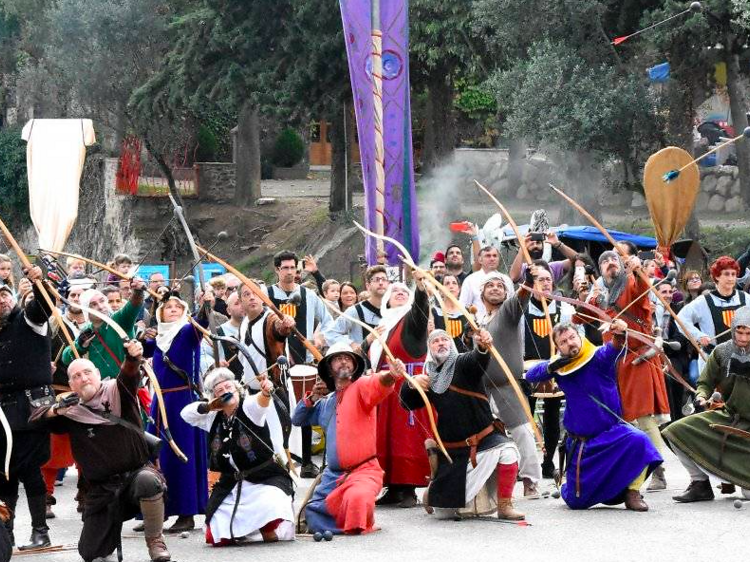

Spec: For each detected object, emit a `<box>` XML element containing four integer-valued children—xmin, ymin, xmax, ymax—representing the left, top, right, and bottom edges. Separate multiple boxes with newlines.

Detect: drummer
<box><xmin>237</xmin><ymin>284</ymin><xmax>297</xmax><ymax>464</ymax></box>
<box><xmin>522</xmin><ymin>260</ymin><xmax>578</xmax><ymax>480</ymax></box>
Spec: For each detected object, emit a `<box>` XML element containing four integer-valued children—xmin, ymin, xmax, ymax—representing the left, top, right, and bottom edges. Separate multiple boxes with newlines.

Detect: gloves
<box><xmin>547</xmin><ymin>355</ymin><xmax>573</xmax><ymax>374</ymax></box>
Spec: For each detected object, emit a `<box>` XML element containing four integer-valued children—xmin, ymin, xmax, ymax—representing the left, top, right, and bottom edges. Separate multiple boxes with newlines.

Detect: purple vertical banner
<box><xmin>339</xmin><ymin>0</ymin><xmax>420</xmax><ymax>265</ymax></box>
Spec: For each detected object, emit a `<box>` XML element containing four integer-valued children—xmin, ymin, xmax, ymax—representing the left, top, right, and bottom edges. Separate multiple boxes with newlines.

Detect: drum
<box><xmin>524</xmin><ymin>359</ymin><xmax>565</xmax><ymax>399</ymax></box>
<box><xmin>289</xmin><ymin>364</ymin><xmax>319</xmax><ymax>402</ymax></box>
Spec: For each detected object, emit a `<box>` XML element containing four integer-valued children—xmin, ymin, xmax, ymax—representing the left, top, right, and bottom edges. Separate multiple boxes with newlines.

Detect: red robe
<box><xmin>376</xmin><ymin>319</ymin><xmax>433</xmax><ymax>486</ymax></box>
<box><xmin>603</xmin><ymin>274</ymin><xmax>670</xmax><ymax>421</ymax></box>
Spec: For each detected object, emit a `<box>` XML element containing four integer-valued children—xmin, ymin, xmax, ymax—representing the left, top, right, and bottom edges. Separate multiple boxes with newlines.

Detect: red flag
<box><xmin>612</xmin><ymin>35</ymin><xmax>630</xmax><ymax>46</ymax></box>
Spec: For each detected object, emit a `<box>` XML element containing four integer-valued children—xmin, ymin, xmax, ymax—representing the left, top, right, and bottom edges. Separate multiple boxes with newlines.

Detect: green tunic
<box><xmin>662</xmin><ymin>342</ymin><xmax>750</xmax><ymax>488</ymax></box>
<box><xmin>61</xmin><ymin>299</ymin><xmax>141</xmax><ymax>379</ymax></box>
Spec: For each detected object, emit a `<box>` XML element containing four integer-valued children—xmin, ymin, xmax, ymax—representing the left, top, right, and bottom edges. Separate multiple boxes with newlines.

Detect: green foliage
<box><xmin>454</xmin><ymin>80</ymin><xmax>496</xmax><ymax>119</ymax></box>
<box><xmin>195</xmin><ymin>125</ymin><xmax>219</xmax><ymax>162</ymax></box>
<box><xmin>271</xmin><ymin>128</ymin><xmax>305</xmax><ymax>168</ymax></box>
<box><xmin>0</xmin><ymin>127</ymin><xmax>30</xmax><ymax>227</ymax></box>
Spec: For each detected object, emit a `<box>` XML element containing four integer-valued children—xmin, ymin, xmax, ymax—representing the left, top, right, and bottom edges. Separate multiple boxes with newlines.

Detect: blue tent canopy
<box><xmin>497</xmin><ymin>224</ymin><xmax>657</xmax><ymax>249</ymax></box>
<box><xmin>647</xmin><ymin>62</ymin><xmax>670</xmax><ymax>83</ymax></box>
<box><xmin>557</xmin><ymin>226</ymin><xmax>656</xmax><ymax>248</ymax></box>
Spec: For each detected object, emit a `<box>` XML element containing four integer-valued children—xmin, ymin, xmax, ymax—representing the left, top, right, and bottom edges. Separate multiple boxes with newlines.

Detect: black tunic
<box><xmin>0</xmin><ymin>283</ymin><xmax>54</xmax><ymax>471</ymax></box>
<box><xmin>204</xmin><ymin>395</ymin><xmax>293</xmax><ymax>523</ymax></box>
<box><xmin>400</xmin><ymin>348</ymin><xmax>510</xmax><ymax>507</ymax></box>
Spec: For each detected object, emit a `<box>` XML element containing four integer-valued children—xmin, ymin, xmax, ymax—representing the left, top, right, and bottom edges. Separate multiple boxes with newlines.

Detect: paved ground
<box><xmin>12</xmin><ymin>450</ymin><xmax>749</xmax><ymax>562</ymax></box>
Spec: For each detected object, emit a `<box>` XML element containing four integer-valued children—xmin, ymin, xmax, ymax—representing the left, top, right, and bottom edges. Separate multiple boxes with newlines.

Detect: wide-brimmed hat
<box><xmin>317</xmin><ymin>342</ymin><xmax>366</xmax><ymax>391</ymax></box>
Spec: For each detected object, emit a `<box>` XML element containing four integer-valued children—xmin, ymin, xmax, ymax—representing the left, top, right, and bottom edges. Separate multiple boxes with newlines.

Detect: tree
<box><xmin>409</xmin><ymin>0</ymin><xmax>492</xmax><ymax>170</ymax></box>
<box><xmin>645</xmin><ymin>0</ymin><xmax>750</xmax><ymax>211</ymax></box>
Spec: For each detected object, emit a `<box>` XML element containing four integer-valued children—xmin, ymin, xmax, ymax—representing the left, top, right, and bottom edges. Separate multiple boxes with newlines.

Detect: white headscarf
<box><xmin>369</xmin><ymin>282</ymin><xmax>414</xmax><ymax>368</ymax></box>
<box><xmin>155</xmin><ymin>296</ymin><xmax>190</xmax><ymax>353</ymax></box>
<box><xmin>79</xmin><ymin>289</ymin><xmax>110</xmax><ymax>323</ymax></box>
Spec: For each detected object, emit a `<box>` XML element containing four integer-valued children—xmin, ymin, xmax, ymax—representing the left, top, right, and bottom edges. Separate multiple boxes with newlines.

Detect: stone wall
<box><xmin>196</xmin><ymin>162</ymin><xmax>236</xmax><ymax>203</ymax></box>
<box><xmin>697</xmin><ymin>165</ymin><xmax>745</xmax><ymax>213</ymax></box>
<box><xmin>442</xmin><ymin>148</ymin><xmax>747</xmax><ymax>213</ymax></box>
<box><xmin>18</xmin><ymin>156</ymin><xmax>148</xmax><ymax>262</ymax></box>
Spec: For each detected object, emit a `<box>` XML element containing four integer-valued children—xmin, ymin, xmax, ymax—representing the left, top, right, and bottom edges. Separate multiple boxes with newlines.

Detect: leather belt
<box><xmin>161</xmin><ymin>385</ymin><xmax>190</xmax><ymax>394</ymax></box>
<box><xmin>443</xmin><ymin>421</ymin><xmax>505</xmax><ymax>468</ymax></box>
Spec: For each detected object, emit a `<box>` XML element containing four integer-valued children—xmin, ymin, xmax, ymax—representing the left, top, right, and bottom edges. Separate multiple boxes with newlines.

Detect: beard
<box><xmin>335</xmin><ymin>367</ymin><xmax>353</xmax><ymax>380</ymax></box>
<box><xmin>529</xmin><ymin>248</ymin><xmax>544</xmax><ymax>260</ymax></box>
<box><xmin>432</xmin><ymin>348</ymin><xmax>451</xmax><ymax>364</ymax></box>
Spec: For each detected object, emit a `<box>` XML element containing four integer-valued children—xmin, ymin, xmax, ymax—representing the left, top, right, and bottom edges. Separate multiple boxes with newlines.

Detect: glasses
<box><xmin>687</xmin><ymin>277</ymin><xmax>701</xmax><ymax>283</ymax></box>
<box><xmin>369</xmin><ymin>276</ymin><xmax>389</xmax><ymax>283</ymax></box>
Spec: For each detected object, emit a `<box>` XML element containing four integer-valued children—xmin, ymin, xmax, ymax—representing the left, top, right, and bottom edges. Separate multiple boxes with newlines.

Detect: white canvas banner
<box><xmin>22</xmin><ymin>119</ymin><xmax>96</xmax><ymax>251</ymax></box>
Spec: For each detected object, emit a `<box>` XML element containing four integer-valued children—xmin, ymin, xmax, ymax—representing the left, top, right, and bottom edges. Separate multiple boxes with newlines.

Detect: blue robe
<box><xmin>145</xmin><ymin>322</ymin><xmax>208</xmax><ymax>517</ymax></box>
<box><xmin>526</xmin><ymin>343</ymin><xmax>662</xmax><ymax>509</ymax></box>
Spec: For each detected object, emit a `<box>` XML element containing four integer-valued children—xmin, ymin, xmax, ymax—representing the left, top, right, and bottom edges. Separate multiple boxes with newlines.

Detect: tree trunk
<box><xmin>329</xmin><ymin>100</ymin><xmax>349</xmax><ymax>214</ymax></box>
<box><xmin>666</xmin><ymin>39</ymin><xmax>700</xmax><ymax>241</ymax></box>
<box><xmin>235</xmin><ymin>101</ymin><xmax>261</xmax><ymax>205</ymax></box>
<box><xmin>726</xmin><ymin>50</ymin><xmax>750</xmax><ymax>209</ymax></box>
<box><xmin>422</xmin><ymin>71</ymin><xmax>455</xmax><ymax>173</ymax></box>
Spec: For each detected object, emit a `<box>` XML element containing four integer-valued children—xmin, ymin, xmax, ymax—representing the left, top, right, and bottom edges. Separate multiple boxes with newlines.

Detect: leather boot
<box><xmin>624</xmin><ymin>490</ymin><xmax>648</xmax><ymax>512</ymax></box>
<box><xmin>720</xmin><ymin>483</ymin><xmax>736</xmax><ymax>495</ymax></box>
<box><xmin>45</xmin><ymin>494</ymin><xmax>56</xmax><ymax>519</ymax></box>
<box><xmin>522</xmin><ymin>478</ymin><xmax>540</xmax><ymax>499</ymax></box>
<box><xmin>673</xmin><ymin>479</ymin><xmax>715</xmax><ymax>503</ymax></box>
<box><xmin>166</xmin><ymin>515</ymin><xmax>194</xmax><ymax>534</ymax></box>
<box><xmin>19</xmin><ymin>495</ymin><xmax>51</xmax><ymax>551</ymax></box>
<box><xmin>141</xmin><ymin>493</ymin><xmax>171</xmax><ymax>562</ymax></box>
<box><xmin>497</xmin><ymin>498</ymin><xmax>525</xmax><ymax>521</ymax></box>
<box><xmin>646</xmin><ymin>466</ymin><xmax>666</xmax><ymax>491</ymax></box>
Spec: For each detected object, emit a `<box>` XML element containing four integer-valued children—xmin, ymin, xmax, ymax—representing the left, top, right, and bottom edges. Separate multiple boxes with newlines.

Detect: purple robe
<box><xmin>145</xmin><ymin>322</ymin><xmax>208</xmax><ymax>517</ymax></box>
<box><xmin>526</xmin><ymin>343</ymin><xmax>662</xmax><ymax>509</ymax></box>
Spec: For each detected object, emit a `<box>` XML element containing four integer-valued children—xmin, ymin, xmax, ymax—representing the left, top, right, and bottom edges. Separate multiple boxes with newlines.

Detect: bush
<box><xmin>0</xmin><ymin>127</ymin><xmax>30</xmax><ymax>228</ymax></box>
<box><xmin>271</xmin><ymin>128</ymin><xmax>305</xmax><ymax>168</ymax></box>
<box><xmin>195</xmin><ymin>124</ymin><xmax>220</xmax><ymax>162</ymax></box>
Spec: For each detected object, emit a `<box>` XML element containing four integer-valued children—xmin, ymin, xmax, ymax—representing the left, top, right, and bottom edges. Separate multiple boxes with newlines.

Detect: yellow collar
<box><xmin>550</xmin><ymin>337</ymin><xmax>597</xmax><ymax>375</ymax></box>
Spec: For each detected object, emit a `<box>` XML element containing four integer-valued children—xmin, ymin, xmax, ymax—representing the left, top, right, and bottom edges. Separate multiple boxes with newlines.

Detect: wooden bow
<box><xmin>353</xmin><ymin>221</ymin><xmax>544</xmax><ymax>448</ymax></box>
<box><xmin>548</xmin><ymin>183</ymin><xmax>707</xmax><ymax>361</ymax></box>
<box><xmin>47</xmin><ymin>285</ymin><xmax>189</xmax><ymax>463</ymax></box>
<box><xmin>321</xmin><ymin>300</ymin><xmax>452</xmax><ymax>464</ymax></box>
<box><xmin>520</xmin><ymin>284</ymin><xmax>696</xmax><ymax>394</ymax></box>
<box><xmin>0</xmin><ymin>217</ymin><xmax>80</xmax><ymax>358</ymax></box>
<box><xmin>475</xmin><ymin>180</ymin><xmax>556</xmax><ymax>354</ymax></box>
<box><xmin>39</xmin><ymin>248</ymin><xmax>161</xmax><ymax>300</ymax></box>
<box><xmin>195</xmin><ymin>245</ymin><xmax>323</xmax><ymax>363</ymax></box>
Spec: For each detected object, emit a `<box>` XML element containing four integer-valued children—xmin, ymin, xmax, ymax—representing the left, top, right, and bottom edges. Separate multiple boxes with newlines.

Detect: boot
<box><xmin>300</xmin><ymin>463</ymin><xmax>320</xmax><ymax>479</ymax></box>
<box><xmin>522</xmin><ymin>478</ymin><xmax>540</xmax><ymax>499</ymax></box>
<box><xmin>673</xmin><ymin>479</ymin><xmax>714</xmax><ymax>503</ymax></box>
<box><xmin>166</xmin><ymin>515</ymin><xmax>195</xmax><ymax>534</ymax></box>
<box><xmin>541</xmin><ymin>458</ymin><xmax>555</xmax><ymax>479</ymax></box>
<box><xmin>375</xmin><ymin>487</ymin><xmax>403</xmax><ymax>506</ymax></box>
<box><xmin>398</xmin><ymin>487</ymin><xmax>418</xmax><ymax>509</ymax></box>
<box><xmin>646</xmin><ymin>466</ymin><xmax>666</xmax><ymax>491</ymax></box>
<box><xmin>19</xmin><ymin>495</ymin><xmax>50</xmax><ymax>551</ymax></box>
<box><xmin>497</xmin><ymin>462</ymin><xmax>525</xmax><ymax>520</ymax></box>
<box><xmin>497</xmin><ymin>498</ymin><xmax>526</xmax><ymax>521</ymax></box>
<box><xmin>45</xmin><ymin>494</ymin><xmax>56</xmax><ymax>519</ymax></box>
<box><xmin>624</xmin><ymin>490</ymin><xmax>648</xmax><ymax>512</ymax></box>
<box><xmin>719</xmin><ymin>483</ymin><xmax>736</xmax><ymax>495</ymax></box>
<box><xmin>141</xmin><ymin>493</ymin><xmax>171</xmax><ymax>561</ymax></box>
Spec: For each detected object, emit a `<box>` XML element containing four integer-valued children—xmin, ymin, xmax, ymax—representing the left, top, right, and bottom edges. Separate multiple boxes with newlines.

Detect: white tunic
<box><xmin>180</xmin><ymin>396</ymin><xmax>295</xmax><ymax>541</ymax></box>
